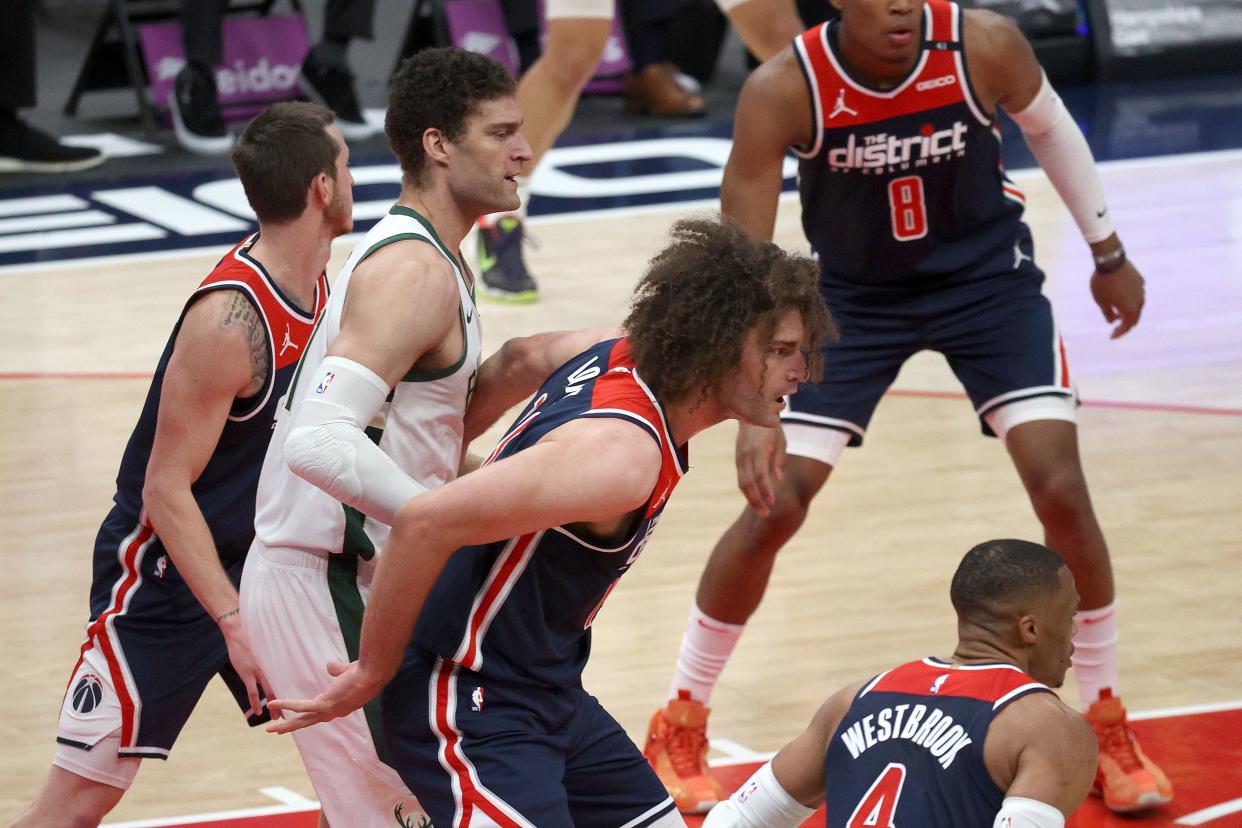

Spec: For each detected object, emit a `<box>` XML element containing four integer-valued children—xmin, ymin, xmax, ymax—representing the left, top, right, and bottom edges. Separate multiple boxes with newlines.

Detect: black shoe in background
<box><xmin>169</xmin><ymin>62</ymin><xmax>232</xmax><ymax>155</ymax></box>
<box><xmin>299</xmin><ymin>47</ymin><xmax>374</xmax><ymax>140</ymax></box>
<box><xmin>0</xmin><ymin>113</ymin><xmax>105</xmax><ymax>173</ymax></box>
<box><xmin>477</xmin><ymin>216</ymin><xmax>540</xmax><ymax>303</ymax></box>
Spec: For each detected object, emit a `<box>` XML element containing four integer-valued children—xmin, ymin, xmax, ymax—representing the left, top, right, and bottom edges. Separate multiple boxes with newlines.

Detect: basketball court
<box><xmin>2</xmin><ymin>123</ymin><xmax>1240</xmax><ymax>825</ymax></box>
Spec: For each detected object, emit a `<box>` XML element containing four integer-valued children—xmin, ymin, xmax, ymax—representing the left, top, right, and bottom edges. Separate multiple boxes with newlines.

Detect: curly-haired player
<box><xmin>266</xmin><ymin>217</ymin><xmax>834</xmax><ymax>828</ymax></box>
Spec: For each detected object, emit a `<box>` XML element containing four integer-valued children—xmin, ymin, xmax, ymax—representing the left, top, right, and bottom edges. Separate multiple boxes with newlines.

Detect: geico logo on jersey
<box><xmin>916</xmin><ymin>74</ymin><xmax>956</xmax><ymax>92</ymax></box>
<box><xmin>828</xmin><ymin>121</ymin><xmax>969</xmax><ymax>172</ymax></box>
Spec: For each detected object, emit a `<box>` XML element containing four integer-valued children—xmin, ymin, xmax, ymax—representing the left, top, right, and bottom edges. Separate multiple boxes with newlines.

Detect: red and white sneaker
<box><xmin>1086</xmin><ymin>689</ymin><xmax>1173</xmax><ymax>812</ymax></box>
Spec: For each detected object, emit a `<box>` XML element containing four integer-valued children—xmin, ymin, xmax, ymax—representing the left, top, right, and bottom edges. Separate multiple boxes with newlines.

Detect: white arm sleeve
<box><xmin>703</xmin><ymin>762</ymin><xmax>815</xmax><ymax>828</ymax></box>
<box><xmin>284</xmin><ymin>356</ymin><xmax>426</xmax><ymax>525</ymax></box>
<box><xmin>1007</xmin><ymin>72</ymin><xmax>1115</xmax><ymax>243</ymax></box>
<box><xmin>992</xmin><ymin>796</ymin><xmax>1066</xmax><ymax>828</ymax></box>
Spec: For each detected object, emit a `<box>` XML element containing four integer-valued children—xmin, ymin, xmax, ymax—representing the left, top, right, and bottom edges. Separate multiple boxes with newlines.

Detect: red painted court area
<box><xmin>109</xmin><ymin>706</ymin><xmax>1242</xmax><ymax>828</ymax></box>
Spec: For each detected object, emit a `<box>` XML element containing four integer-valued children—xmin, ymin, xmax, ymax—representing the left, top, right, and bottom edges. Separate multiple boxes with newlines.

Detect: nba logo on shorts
<box><xmin>72</xmin><ymin>673</ymin><xmax>105</xmax><ymax>714</ymax></box>
<box><xmin>471</xmin><ymin>686</ymin><xmax>484</xmax><ymax>712</ymax></box>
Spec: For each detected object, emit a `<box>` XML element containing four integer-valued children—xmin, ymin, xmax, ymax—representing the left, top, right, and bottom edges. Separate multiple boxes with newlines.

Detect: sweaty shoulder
<box><xmin>962</xmin><ymin>8</ymin><xmax>1042</xmax><ymax>113</ymax></box>
<box><xmin>985</xmin><ymin>690</ymin><xmax>1096</xmax><ymax>806</ymax></box>
<box><xmin>179</xmin><ymin>287</ymin><xmax>269</xmax><ymax>397</ymax></box>
<box><xmin>738</xmin><ymin>45</ymin><xmax>813</xmax><ymax>150</ymax></box>
<box><xmin>541</xmin><ymin>416</ymin><xmax>664</xmax><ymax>513</ymax></box>
<box><xmin>348</xmin><ymin>239</ymin><xmax>460</xmax><ymax>319</ymax></box>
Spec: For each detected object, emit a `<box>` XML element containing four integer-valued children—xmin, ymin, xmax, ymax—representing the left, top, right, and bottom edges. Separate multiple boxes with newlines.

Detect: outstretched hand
<box><xmin>266</xmin><ymin>660</ymin><xmax>383</xmax><ymax>735</ymax></box>
<box><xmin>1090</xmin><ymin>260</ymin><xmax>1145</xmax><ymax>339</ymax></box>
<box><xmin>736</xmin><ymin>423</ymin><xmax>787</xmax><ymax>516</ymax></box>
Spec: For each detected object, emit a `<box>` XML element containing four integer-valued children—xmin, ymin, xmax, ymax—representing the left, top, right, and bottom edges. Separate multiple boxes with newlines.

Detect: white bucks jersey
<box><xmin>253</xmin><ymin>205</ymin><xmax>482</xmax><ymax>558</ymax></box>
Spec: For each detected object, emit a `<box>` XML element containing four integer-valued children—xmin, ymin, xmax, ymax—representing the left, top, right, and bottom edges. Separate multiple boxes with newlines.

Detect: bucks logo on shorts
<box><xmin>71</xmin><ymin>673</ymin><xmax>105</xmax><ymax>714</ymax></box>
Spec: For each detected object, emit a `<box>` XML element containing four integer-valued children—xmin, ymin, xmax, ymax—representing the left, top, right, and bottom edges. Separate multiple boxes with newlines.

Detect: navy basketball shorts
<box><xmin>56</xmin><ymin>523</ymin><xmax>266</xmax><ymax>787</ymax></box>
<box><xmin>382</xmin><ymin>655</ymin><xmax>683</xmax><ymax>828</ymax></box>
<box><xmin>783</xmin><ymin>271</ymin><xmax>1077</xmax><ymax>465</ymax></box>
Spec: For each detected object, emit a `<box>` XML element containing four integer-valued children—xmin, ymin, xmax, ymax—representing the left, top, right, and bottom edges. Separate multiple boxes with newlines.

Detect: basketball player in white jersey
<box><xmin>241</xmin><ymin>48</ymin><xmax>610</xmax><ymax>828</ymax></box>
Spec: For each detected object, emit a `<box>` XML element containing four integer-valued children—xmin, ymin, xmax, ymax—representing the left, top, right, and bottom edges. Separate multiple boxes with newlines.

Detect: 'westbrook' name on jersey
<box><xmin>838</xmin><ymin>702</ymin><xmax>974</xmax><ymax>769</ymax></box>
<box><xmin>828</xmin><ymin>121</ymin><xmax>969</xmax><ymax>174</ymax></box>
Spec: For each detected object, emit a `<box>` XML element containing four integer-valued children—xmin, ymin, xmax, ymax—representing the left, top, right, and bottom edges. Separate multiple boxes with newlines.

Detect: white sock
<box><xmin>1072</xmin><ymin>601</ymin><xmax>1120</xmax><ymax>708</ymax></box>
<box><xmin>667</xmin><ymin>604</ymin><xmax>745</xmax><ymax>705</ymax></box>
<box><xmin>479</xmin><ymin>175</ymin><xmax>532</xmax><ymax>228</ymax></box>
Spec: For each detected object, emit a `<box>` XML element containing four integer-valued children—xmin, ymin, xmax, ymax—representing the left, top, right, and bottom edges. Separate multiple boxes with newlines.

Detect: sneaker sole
<box><xmin>297</xmin><ymin>78</ymin><xmax>375</xmax><ymax>140</ymax></box>
<box><xmin>1095</xmin><ymin>786</ymin><xmax>1174</xmax><ymax>812</ymax></box>
<box><xmin>168</xmin><ymin>92</ymin><xmax>233</xmax><ymax>156</ymax></box>
<box><xmin>0</xmin><ymin>154</ymin><xmax>105</xmax><ymax>174</ymax></box>
<box><xmin>479</xmin><ymin>285</ymin><xmax>540</xmax><ymax>304</ymax></box>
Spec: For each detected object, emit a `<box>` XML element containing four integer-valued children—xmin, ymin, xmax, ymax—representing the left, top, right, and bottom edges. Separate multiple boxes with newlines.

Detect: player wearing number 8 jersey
<box><xmin>647</xmin><ymin>0</ymin><xmax>1170</xmax><ymax>816</ymax></box>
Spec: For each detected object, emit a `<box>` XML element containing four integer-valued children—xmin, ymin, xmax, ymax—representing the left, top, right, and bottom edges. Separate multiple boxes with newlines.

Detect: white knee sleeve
<box><xmin>284</xmin><ymin>356</ymin><xmax>426</xmax><ymax>524</ymax></box>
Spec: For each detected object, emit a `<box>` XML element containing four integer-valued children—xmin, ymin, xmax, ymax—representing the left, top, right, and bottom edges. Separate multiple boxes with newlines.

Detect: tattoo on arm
<box><xmin>220</xmin><ymin>291</ymin><xmax>270</xmax><ymax>392</ymax></box>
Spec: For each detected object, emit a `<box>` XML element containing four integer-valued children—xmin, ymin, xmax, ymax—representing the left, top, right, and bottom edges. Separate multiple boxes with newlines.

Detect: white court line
<box><xmin>1129</xmin><ymin>698</ymin><xmax>1242</xmax><ymax>721</ymax></box>
<box><xmin>258</xmin><ymin>786</ymin><xmax>317</xmax><ymax>806</ymax></box>
<box><xmin>4</xmin><ymin>145</ymin><xmax>1240</xmax><ymax>275</ymax></box>
<box><xmin>102</xmin><ymin>802</ymin><xmax>318</xmax><ymax>827</ymax></box>
<box><xmin>1175</xmin><ymin>797</ymin><xmax>1242</xmax><ymax>825</ymax></box>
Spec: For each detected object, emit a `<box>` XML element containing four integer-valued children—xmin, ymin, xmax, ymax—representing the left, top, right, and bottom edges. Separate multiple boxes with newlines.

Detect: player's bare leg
<box><xmin>477</xmin><ymin>16</ymin><xmax>612</xmax><ymax>302</ymax></box>
<box><xmin>722</xmin><ymin>0</ymin><xmax>806</xmax><ymax>62</ymax></box>
<box><xmin>517</xmin><ymin>17</ymin><xmax>612</xmax><ymax>166</ymax></box>
<box><xmin>12</xmin><ymin>766</ymin><xmax>126</xmax><ymax>828</ymax></box>
<box><xmin>1005</xmin><ymin>418</ymin><xmax>1172</xmax><ymax>811</ymax></box>
<box><xmin>646</xmin><ymin>454</ymin><xmax>831</xmax><ymax>813</ymax></box>
<box><xmin>695</xmin><ymin>455</ymin><xmax>833</xmax><ymax>624</ymax></box>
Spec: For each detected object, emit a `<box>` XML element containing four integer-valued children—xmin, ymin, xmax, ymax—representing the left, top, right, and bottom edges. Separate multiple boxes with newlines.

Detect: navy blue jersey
<box><xmin>410</xmin><ymin>337</ymin><xmax>689</xmax><ymax>689</ymax></box>
<box><xmin>824</xmin><ymin>658</ymin><xmax>1052</xmax><ymax>827</ymax></box>
<box><xmin>793</xmin><ymin>0</ymin><xmax>1029</xmax><ymax>290</ymax></box>
<box><xmin>89</xmin><ymin>235</ymin><xmax>328</xmax><ymax>620</ymax></box>
<box><xmin>77</xmin><ymin>234</ymin><xmax>327</xmax><ymax>755</ymax></box>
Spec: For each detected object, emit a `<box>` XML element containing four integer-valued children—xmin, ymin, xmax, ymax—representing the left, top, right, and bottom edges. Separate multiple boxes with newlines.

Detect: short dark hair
<box><xmin>386</xmin><ymin>47</ymin><xmax>517</xmax><ymax>182</ymax></box>
<box><xmin>950</xmin><ymin>539</ymin><xmax>1067</xmax><ymax>621</ymax></box>
<box><xmin>623</xmin><ymin>217</ymin><xmax>837</xmax><ymax>403</ymax></box>
<box><xmin>230</xmin><ymin>101</ymin><xmax>337</xmax><ymax>223</ymax></box>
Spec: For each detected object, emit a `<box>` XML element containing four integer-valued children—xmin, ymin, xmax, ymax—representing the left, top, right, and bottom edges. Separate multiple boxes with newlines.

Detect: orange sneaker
<box><xmin>1086</xmin><ymin>690</ymin><xmax>1173</xmax><ymax>812</ymax></box>
<box><xmin>643</xmin><ymin>691</ymin><xmax>727</xmax><ymax>814</ymax></box>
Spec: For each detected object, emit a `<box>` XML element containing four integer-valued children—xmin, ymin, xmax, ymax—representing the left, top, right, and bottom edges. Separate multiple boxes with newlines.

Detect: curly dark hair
<box><xmin>231</xmin><ymin>101</ymin><xmax>336</xmax><ymax>223</ymax></box>
<box><xmin>386</xmin><ymin>47</ymin><xmax>517</xmax><ymax>183</ymax></box>
<box><xmin>624</xmin><ymin>216</ymin><xmax>837</xmax><ymax>403</ymax></box>
<box><xmin>950</xmin><ymin>539</ymin><xmax>1066</xmax><ymax>622</ymax></box>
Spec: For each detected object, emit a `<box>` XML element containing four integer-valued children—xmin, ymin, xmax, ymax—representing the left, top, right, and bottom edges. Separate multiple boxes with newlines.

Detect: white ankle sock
<box><xmin>668</xmin><ymin>604</ymin><xmax>745</xmax><ymax>705</ymax></box>
<box><xmin>479</xmin><ymin>176</ymin><xmax>531</xmax><ymax>228</ymax></box>
<box><xmin>1072</xmin><ymin>601</ymin><xmax>1120</xmax><ymax>708</ymax></box>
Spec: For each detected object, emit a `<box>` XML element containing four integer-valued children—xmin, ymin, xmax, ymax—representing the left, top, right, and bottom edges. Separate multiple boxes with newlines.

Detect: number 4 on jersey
<box><xmin>847</xmin><ymin>762</ymin><xmax>907</xmax><ymax>827</ymax></box>
<box><xmin>888</xmin><ymin>176</ymin><xmax>928</xmax><ymax>241</ymax></box>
